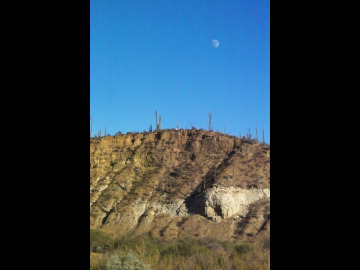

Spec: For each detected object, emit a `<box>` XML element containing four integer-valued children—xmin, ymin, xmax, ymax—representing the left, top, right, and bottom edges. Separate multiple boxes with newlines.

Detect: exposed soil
<box><xmin>90</xmin><ymin>129</ymin><xmax>270</xmax><ymax>243</ymax></box>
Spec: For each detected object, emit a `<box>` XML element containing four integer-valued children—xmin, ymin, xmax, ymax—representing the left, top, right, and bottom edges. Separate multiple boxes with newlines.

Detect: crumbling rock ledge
<box><xmin>204</xmin><ymin>187</ymin><xmax>270</xmax><ymax>219</ymax></box>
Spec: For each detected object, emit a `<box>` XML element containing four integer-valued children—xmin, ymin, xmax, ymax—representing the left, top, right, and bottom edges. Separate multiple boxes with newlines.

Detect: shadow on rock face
<box><xmin>184</xmin><ymin>192</ymin><xmax>206</xmax><ymax>217</ymax></box>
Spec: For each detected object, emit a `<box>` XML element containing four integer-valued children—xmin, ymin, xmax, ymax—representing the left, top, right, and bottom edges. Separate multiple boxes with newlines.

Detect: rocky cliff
<box><xmin>90</xmin><ymin>129</ymin><xmax>270</xmax><ymax>243</ymax></box>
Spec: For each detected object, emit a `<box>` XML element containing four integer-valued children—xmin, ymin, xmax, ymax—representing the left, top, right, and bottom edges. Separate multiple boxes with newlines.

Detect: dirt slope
<box><xmin>90</xmin><ymin>129</ymin><xmax>270</xmax><ymax>243</ymax></box>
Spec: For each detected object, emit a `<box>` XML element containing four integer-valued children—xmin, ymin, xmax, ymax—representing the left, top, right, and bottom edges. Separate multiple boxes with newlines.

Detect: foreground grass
<box><xmin>90</xmin><ymin>230</ymin><xmax>270</xmax><ymax>270</ymax></box>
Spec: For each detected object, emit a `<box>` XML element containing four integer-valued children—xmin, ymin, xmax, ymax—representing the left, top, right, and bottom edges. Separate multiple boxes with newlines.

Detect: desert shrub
<box><xmin>105</xmin><ymin>253</ymin><xmax>150</xmax><ymax>270</ymax></box>
<box><xmin>234</xmin><ymin>243</ymin><xmax>254</xmax><ymax>255</ymax></box>
<box><xmin>90</xmin><ymin>230</ymin><xmax>114</xmax><ymax>252</ymax></box>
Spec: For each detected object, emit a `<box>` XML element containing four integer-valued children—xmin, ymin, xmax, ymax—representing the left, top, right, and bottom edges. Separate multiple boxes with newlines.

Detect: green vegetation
<box><xmin>90</xmin><ymin>230</ymin><xmax>270</xmax><ymax>270</ymax></box>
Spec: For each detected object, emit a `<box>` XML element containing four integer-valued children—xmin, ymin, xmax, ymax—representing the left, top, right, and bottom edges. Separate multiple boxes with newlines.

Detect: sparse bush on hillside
<box><xmin>90</xmin><ymin>230</ymin><xmax>113</xmax><ymax>253</ymax></box>
<box><xmin>105</xmin><ymin>253</ymin><xmax>150</xmax><ymax>270</ymax></box>
<box><xmin>234</xmin><ymin>243</ymin><xmax>254</xmax><ymax>256</ymax></box>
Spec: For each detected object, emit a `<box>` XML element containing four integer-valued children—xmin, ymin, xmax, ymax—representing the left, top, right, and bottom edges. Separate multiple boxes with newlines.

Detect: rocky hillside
<box><xmin>90</xmin><ymin>129</ymin><xmax>270</xmax><ymax>243</ymax></box>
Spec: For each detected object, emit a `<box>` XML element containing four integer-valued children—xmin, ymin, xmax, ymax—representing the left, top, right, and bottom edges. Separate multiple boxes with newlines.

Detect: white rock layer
<box><xmin>204</xmin><ymin>187</ymin><xmax>270</xmax><ymax>219</ymax></box>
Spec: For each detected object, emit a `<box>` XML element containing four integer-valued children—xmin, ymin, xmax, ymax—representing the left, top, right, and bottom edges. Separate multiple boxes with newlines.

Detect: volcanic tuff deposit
<box><xmin>90</xmin><ymin>129</ymin><xmax>270</xmax><ymax>242</ymax></box>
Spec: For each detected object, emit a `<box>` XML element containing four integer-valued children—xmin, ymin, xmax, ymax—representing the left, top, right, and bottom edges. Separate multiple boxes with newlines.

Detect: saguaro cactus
<box><xmin>155</xmin><ymin>110</ymin><xmax>161</xmax><ymax>131</ymax></box>
<box><xmin>90</xmin><ymin>117</ymin><xmax>93</xmax><ymax>138</ymax></box>
<box><xmin>208</xmin><ymin>113</ymin><xmax>212</xmax><ymax>131</ymax></box>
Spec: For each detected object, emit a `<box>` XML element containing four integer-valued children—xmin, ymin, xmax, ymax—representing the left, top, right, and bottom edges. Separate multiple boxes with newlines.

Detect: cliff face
<box><xmin>90</xmin><ymin>129</ymin><xmax>270</xmax><ymax>242</ymax></box>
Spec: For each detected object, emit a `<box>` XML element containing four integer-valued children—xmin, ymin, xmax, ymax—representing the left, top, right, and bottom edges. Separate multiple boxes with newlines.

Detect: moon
<box><xmin>212</xmin><ymin>39</ymin><xmax>219</xmax><ymax>48</ymax></box>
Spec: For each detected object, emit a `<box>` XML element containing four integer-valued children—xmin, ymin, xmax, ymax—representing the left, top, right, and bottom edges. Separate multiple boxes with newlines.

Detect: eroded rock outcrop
<box><xmin>90</xmin><ymin>129</ymin><xmax>270</xmax><ymax>242</ymax></box>
<box><xmin>204</xmin><ymin>187</ymin><xmax>270</xmax><ymax>219</ymax></box>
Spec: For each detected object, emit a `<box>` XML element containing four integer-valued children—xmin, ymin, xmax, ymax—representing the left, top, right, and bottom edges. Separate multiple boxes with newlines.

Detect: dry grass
<box><xmin>90</xmin><ymin>230</ymin><xmax>270</xmax><ymax>270</ymax></box>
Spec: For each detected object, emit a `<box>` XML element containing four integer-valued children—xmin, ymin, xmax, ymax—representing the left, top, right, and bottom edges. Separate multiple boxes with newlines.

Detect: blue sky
<box><xmin>90</xmin><ymin>0</ymin><xmax>270</xmax><ymax>142</ymax></box>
